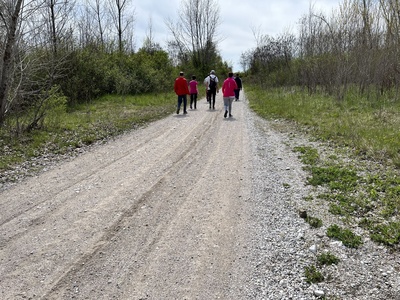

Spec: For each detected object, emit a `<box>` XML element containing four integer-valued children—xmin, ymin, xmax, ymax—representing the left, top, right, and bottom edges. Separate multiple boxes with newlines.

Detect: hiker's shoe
<box><xmin>176</xmin><ymin>109</ymin><xmax>179</xmax><ymax>114</ymax></box>
<box><xmin>229</xmin><ymin>114</ymin><xmax>233</xmax><ymax>117</ymax></box>
<box><xmin>224</xmin><ymin>111</ymin><xmax>228</xmax><ymax>118</ymax></box>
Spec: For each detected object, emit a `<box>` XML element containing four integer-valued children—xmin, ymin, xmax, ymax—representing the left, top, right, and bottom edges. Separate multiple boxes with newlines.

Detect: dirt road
<box><xmin>2</xmin><ymin>90</ymin><xmax>400</xmax><ymax>300</ymax></box>
<box><xmin>0</xmin><ymin>93</ymin><xmax>257</xmax><ymax>299</ymax></box>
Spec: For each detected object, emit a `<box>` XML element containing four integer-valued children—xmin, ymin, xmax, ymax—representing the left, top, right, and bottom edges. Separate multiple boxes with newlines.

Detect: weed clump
<box><xmin>327</xmin><ymin>224</ymin><xmax>363</xmax><ymax>248</ymax></box>
<box><xmin>304</xmin><ymin>265</ymin><xmax>324</xmax><ymax>283</ymax></box>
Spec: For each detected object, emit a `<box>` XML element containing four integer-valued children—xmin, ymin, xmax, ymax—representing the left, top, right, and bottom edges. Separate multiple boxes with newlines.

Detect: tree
<box><xmin>77</xmin><ymin>0</ymin><xmax>110</xmax><ymax>49</ymax></box>
<box><xmin>0</xmin><ymin>0</ymin><xmax>23</xmax><ymax>126</ymax></box>
<box><xmin>108</xmin><ymin>0</ymin><xmax>135</xmax><ymax>53</ymax></box>
<box><xmin>141</xmin><ymin>16</ymin><xmax>163</xmax><ymax>54</ymax></box>
<box><xmin>166</xmin><ymin>0</ymin><xmax>221</xmax><ymax>75</ymax></box>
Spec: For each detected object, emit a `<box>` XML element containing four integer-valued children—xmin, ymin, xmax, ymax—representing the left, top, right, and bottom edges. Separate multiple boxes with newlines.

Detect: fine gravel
<box><xmin>0</xmin><ymin>91</ymin><xmax>399</xmax><ymax>299</ymax></box>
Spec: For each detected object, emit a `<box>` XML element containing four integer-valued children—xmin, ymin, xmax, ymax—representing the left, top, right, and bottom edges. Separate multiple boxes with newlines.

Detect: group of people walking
<box><xmin>174</xmin><ymin>70</ymin><xmax>242</xmax><ymax>118</ymax></box>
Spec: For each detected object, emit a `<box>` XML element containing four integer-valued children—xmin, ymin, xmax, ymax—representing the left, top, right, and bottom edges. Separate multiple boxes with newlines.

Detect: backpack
<box><xmin>209</xmin><ymin>76</ymin><xmax>216</xmax><ymax>90</ymax></box>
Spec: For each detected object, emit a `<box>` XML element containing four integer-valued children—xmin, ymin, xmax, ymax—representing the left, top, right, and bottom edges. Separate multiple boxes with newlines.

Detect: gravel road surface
<box><xmin>1</xmin><ymin>91</ymin><xmax>399</xmax><ymax>299</ymax></box>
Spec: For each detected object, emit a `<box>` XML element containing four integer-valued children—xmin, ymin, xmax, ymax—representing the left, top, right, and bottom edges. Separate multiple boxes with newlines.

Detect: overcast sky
<box><xmin>133</xmin><ymin>0</ymin><xmax>341</xmax><ymax>71</ymax></box>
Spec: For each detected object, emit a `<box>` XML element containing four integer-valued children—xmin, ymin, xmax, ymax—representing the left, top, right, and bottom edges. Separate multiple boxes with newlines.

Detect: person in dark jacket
<box><xmin>174</xmin><ymin>71</ymin><xmax>190</xmax><ymax>114</ymax></box>
<box><xmin>234</xmin><ymin>74</ymin><xmax>242</xmax><ymax>101</ymax></box>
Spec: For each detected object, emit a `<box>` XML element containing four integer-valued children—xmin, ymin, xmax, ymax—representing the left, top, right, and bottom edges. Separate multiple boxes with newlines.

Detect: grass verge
<box><xmin>247</xmin><ymin>84</ymin><xmax>400</xmax><ymax>249</ymax></box>
<box><xmin>246</xmin><ymin>85</ymin><xmax>400</xmax><ymax>167</ymax></box>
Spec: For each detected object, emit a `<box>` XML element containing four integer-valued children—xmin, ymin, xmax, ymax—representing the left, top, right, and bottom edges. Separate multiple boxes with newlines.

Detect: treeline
<box><xmin>242</xmin><ymin>0</ymin><xmax>400</xmax><ymax>101</ymax></box>
<box><xmin>0</xmin><ymin>0</ymin><xmax>227</xmax><ymax>134</ymax></box>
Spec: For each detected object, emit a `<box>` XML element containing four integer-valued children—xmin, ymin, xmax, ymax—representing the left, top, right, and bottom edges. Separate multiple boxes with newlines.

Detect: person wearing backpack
<box><xmin>174</xmin><ymin>71</ymin><xmax>190</xmax><ymax>114</ymax></box>
<box><xmin>204</xmin><ymin>70</ymin><xmax>219</xmax><ymax>109</ymax></box>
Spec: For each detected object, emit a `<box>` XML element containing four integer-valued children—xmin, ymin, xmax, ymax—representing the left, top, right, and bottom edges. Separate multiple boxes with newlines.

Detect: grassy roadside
<box><xmin>246</xmin><ymin>84</ymin><xmax>400</xmax><ymax>251</ymax></box>
<box><xmin>0</xmin><ymin>93</ymin><xmax>176</xmax><ymax>172</ymax></box>
<box><xmin>246</xmin><ymin>85</ymin><xmax>400</xmax><ymax>167</ymax></box>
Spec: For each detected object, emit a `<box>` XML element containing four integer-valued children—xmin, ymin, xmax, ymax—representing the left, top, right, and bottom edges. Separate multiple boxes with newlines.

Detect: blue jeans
<box><xmin>177</xmin><ymin>94</ymin><xmax>187</xmax><ymax>113</ymax></box>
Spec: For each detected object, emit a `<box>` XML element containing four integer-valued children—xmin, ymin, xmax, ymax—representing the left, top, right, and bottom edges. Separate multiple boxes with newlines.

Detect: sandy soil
<box><xmin>0</xmin><ymin>93</ymin><xmax>256</xmax><ymax>299</ymax></box>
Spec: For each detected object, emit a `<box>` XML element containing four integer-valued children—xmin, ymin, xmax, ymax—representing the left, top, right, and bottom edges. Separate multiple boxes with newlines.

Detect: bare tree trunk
<box><xmin>0</xmin><ymin>0</ymin><xmax>23</xmax><ymax>126</ymax></box>
<box><xmin>108</xmin><ymin>0</ymin><xmax>134</xmax><ymax>53</ymax></box>
<box><xmin>94</xmin><ymin>0</ymin><xmax>105</xmax><ymax>47</ymax></box>
<box><xmin>50</xmin><ymin>0</ymin><xmax>57</xmax><ymax>55</ymax></box>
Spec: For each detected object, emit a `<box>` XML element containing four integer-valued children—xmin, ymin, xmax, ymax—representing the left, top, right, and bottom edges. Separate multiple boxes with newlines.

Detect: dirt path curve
<box><xmin>0</xmin><ymin>92</ymin><xmax>257</xmax><ymax>299</ymax></box>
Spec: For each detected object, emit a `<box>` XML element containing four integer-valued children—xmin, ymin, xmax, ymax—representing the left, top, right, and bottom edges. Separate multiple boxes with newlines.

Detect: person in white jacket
<box><xmin>204</xmin><ymin>70</ymin><xmax>219</xmax><ymax>109</ymax></box>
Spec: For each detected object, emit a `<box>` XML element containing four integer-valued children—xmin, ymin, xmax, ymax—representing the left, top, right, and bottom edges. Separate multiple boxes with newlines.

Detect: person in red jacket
<box><xmin>222</xmin><ymin>72</ymin><xmax>238</xmax><ymax>118</ymax></box>
<box><xmin>174</xmin><ymin>71</ymin><xmax>190</xmax><ymax>114</ymax></box>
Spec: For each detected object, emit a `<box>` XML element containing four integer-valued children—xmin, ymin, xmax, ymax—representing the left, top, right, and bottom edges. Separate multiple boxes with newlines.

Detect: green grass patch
<box><xmin>294</xmin><ymin>144</ymin><xmax>399</xmax><ymax>248</ymax></box>
<box><xmin>294</xmin><ymin>146</ymin><xmax>320</xmax><ymax>166</ymax></box>
<box><xmin>370</xmin><ymin>222</ymin><xmax>400</xmax><ymax>246</ymax></box>
<box><xmin>308</xmin><ymin>165</ymin><xmax>359</xmax><ymax>191</ymax></box>
<box><xmin>317</xmin><ymin>252</ymin><xmax>340</xmax><ymax>266</ymax></box>
<box><xmin>306</xmin><ymin>216</ymin><xmax>323</xmax><ymax>228</ymax></box>
<box><xmin>327</xmin><ymin>224</ymin><xmax>363</xmax><ymax>248</ymax></box>
<box><xmin>304</xmin><ymin>265</ymin><xmax>324</xmax><ymax>284</ymax></box>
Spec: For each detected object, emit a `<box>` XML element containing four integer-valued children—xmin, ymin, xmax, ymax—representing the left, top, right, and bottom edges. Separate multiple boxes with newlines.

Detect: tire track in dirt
<box><xmin>1</xmin><ymin>93</ymin><xmax>253</xmax><ymax>299</ymax></box>
<box><xmin>44</xmin><ymin>98</ymin><xmax>253</xmax><ymax>299</ymax></box>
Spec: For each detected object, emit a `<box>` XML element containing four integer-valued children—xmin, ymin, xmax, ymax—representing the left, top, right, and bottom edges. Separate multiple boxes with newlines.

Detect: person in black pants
<box><xmin>204</xmin><ymin>70</ymin><xmax>219</xmax><ymax>109</ymax></box>
<box><xmin>234</xmin><ymin>73</ymin><xmax>242</xmax><ymax>101</ymax></box>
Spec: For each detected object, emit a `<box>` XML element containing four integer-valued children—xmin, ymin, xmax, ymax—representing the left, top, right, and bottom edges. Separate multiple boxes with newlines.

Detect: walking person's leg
<box><xmin>234</xmin><ymin>89</ymin><xmax>239</xmax><ymax>101</ymax></box>
<box><xmin>177</xmin><ymin>95</ymin><xmax>183</xmax><ymax>114</ymax></box>
<box><xmin>229</xmin><ymin>97</ymin><xmax>234</xmax><ymax>117</ymax></box>
<box><xmin>194</xmin><ymin>93</ymin><xmax>197</xmax><ymax>109</ymax></box>
<box><xmin>223</xmin><ymin>97</ymin><xmax>229</xmax><ymax>118</ymax></box>
<box><xmin>212</xmin><ymin>91</ymin><xmax>216</xmax><ymax>109</ymax></box>
<box><xmin>190</xmin><ymin>94</ymin><xmax>194</xmax><ymax>109</ymax></box>
<box><xmin>183</xmin><ymin>95</ymin><xmax>188</xmax><ymax>113</ymax></box>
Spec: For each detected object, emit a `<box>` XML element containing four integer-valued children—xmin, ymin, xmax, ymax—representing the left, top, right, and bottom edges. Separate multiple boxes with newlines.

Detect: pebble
<box><xmin>309</xmin><ymin>245</ymin><xmax>318</xmax><ymax>253</ymax></box>
<box><xmin>314</xmin><ymin>290</ymin><xmax>325</xmax><ymax>297</ymax></box>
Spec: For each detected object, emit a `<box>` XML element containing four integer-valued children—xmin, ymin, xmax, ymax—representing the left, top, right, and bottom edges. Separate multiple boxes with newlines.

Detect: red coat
<box><xmin>174</xmin><ymin>77</ymin><xmax>190</xmax><ymax>95</ymax></box>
